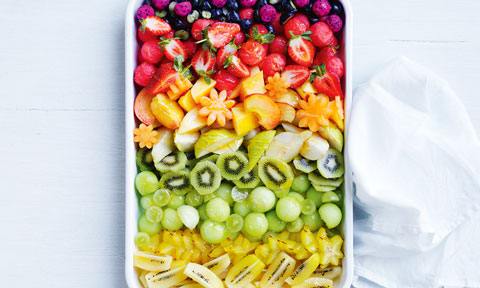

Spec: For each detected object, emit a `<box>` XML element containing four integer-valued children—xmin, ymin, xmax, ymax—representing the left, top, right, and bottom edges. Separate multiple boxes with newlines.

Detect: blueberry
<box><xmin>227</xmin><ymin>0</ymin><xmax>239</xmax><ymax>10</ymax></box>
<box><xmin>329</xmin><ymin>1</ymin><xmax>344</xmax><ymax>17</ymax></box>
<box><xmin>220</xmin><ymin>15</ymin><xmax>228</xmax><ymax>22</ymax></box>
<box><xmin>253</xmin><ymin>9</ymin><xmax>262</xmax><ymax>23</ymax></box>
<box><xmin>240</xmin><ymin>18</ymin><xmax>253</xmax><ymax>31</ymax></box>
<box><xmin>176</xmin><ymin>0</ymin><xmax>188</xmax><ymax>2</ymax></box>
<box><xmin>279</xmin><ymin>10</ymin><xmax>295</xmax><ymax>25</ymax></box>
<box><xmin>200</xmin><ymin>0</ymin><xmax>212</xmax><ymax>11</ymax></box>
<box><xmin>255</xmin><ymin>0</ymin><xmax>268</xmax><ymax>9</ymax></box>
<box><xmin>310</xmin><ymin>17</ymin><xmax>320</xmax><ymax>24</ymax></box>
<box><xmin>212</xmin><ymin>8</ymin><xmax>223</xmax><ymax>19</ymax></box>
<box><xmin>264</xmin><ymin>24</ymin><xmax>274</xmax><ymax>33</ymax></box>
<box><xmin>228</xmin><ymin>11</ymin><xmax>241</xmax><ymax>23</ymax></box>
<box><xmin>279</xmin><ymin>0</ymin><xmax>296</xmax><ymax>12</ymax></box>
<box><xmin>222</xmin><ymin>7</ymin><xmax>230</xmax><ymax>16</ymax></box>
<box><xmin>191</xmin><ymin>0</ymin><xmax>201</xmax><ymax>8</ymax></box>
<box><xmin>301</xmin><ymin>1</ymin><xmax>315</xmax><ymax>16</ymax></box>
<box><xmin>174</xmin><ymin>18</ymin><xmax>187</xmax><ymax>30</ymax></box>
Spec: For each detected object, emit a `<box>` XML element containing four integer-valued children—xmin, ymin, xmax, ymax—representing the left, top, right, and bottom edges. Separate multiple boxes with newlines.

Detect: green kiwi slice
<box><xmin>317</xmin><ymin>149</ymin><xmax>344</xmax><ymax>179</ymax></box>
<box><xmin>312</xmin><ymin>184</ymin><xmax>337</xmax><ymax>192</ymax></box>
<box><xmin>232</xmin><ymin>165</ymin><xmax>261</xmax><ymax>189</ymax></box>
<box><xmin>258</xmin><ymin>157</ymin><xmax>294</xmax><ymax>191</ymax></box>
<box><xmin>136</xmin><ymin>148</ymin><xmax>154</xmax><ymax>172</ymax></box>
<box><xmin>202</xmin><ymin>154</ymin><xmax>219</xmax><ymax>163</ymax></box>
<box><xmin>159</xmin><ymin>171</ymin><xmax>191</xmax><ymax>195</ymax></box>
<box><xmin>190</xmin><ymin>160</ymin><xmax>222</xmax><ymax>195</ymax></box>
<box><xmin>216</xmin><ymin>152</ymin><xmax>249</xmax><ymax>181</ymax></box>
<box><xmin>308</xmin><ymin>170</ymin><xmax>344</xmax><ymax>187</ymax></box>
<box><xmin>154</xmin><ymin>151</ymin><xmax>187</xmax><ymax>173</ymax></box>
<box><xmin>293</xmin><ymin>156</ymin><xmax>317</xmax><ymax>173</ymax></box>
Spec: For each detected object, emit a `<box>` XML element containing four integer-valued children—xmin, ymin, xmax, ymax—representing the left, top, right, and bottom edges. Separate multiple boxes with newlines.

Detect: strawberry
<box><xmin>248</xmin><ymin>25</ymin><xmax>274</xmax><ymax>51</ymax></box>
<box><xmin>325</xmin><ymin>56</ymin><xmax>344</xmax><ymax>78</ymax></box>
<box><xmin>313</xmin><ymin>44</ymin><xmax>338</xmax><ymax>66</ymax></box>
<box><xmin>134</xmin><ymin>62</ymin><xmax>157</xmax><ymax>86</ymax></box>
<box><xmin>207</xmin><ymin>22</ymin><xmax>241</xmax><ymax>49</ymax></box>
<box><xmin>239</xmin><ymin>39</ymin><xmax>267</xmax><ymax>66</ymax></box>
<box><xmin>288</xmin><ymin>31</ymin><xmax>315</xmax><ymax>67</ymax></box>
<box><xmin>234</xmin><ymin>31</ymin><xmax>246</xmax><ymax>46</ymax></box>
<box><xmin>183</xmin><ymin>39</ymin><xmax>198</xmax><ymax>59</ymax></box>
<box><xmin>158</xmin><ymin>38</ymin><xmax>186</xmax><ymax>61</ymax></box>
<box><xmin>262</xmin><ymin>53</ymin><xmax>286</xmax><ymax>78</ymax></box>
<box><xmin>271</xmin><ymin>12</ymin><xmax>284</xmax><ymax>34</ymax></box>
<box><xmin>309</xmin><ymin>22</ymin><xmax>335</xmax><ymax>48</ymax></box>
<box><xmin>311</xmin><ymin>64</ymin><xmax>343</xmax><ymax>99</ymax></box>
<box><xmin>284</xmin><ymin>14</ymin><xmax>310</xmax><ymax>39</ymax></box>
<box><xmin>140</xmin><ymin>15</ymin><xmax>171</xmax><ymax>36</ymax></box>
<box><xmin>163</xmin><ymin>31</ymin><xmax>175</xmax><ymax>39</ymax></box>
<box><xmin>217</xmin><ymin>42</ymin><xmax>238</xmax><ymax>69</ymax></box>
<box><xmin>192</xmin><ymin>48</ymin><xmax>216</xmax><ymax>73</ymax></box>
<box><xmin>224</xmin><ymin>54</ymin><xmax>250</xmax><ymax>78</ymax></box>
<box><xmin>138</xmin><ymin>26</ymin><xmax>158</xmax><ymax>42</ymax></box>
<box><xmin>146</xmin><ymin>63</ymin><xmax>180</xmax><ymax>94</ymax></box>
<box><xmin>140</xmin><ymin>40</ymin><xmax>164</xmax><ymax>64</ymax></box>
<box><xmin>281</xmin><ymin>65</ymin><xmax>310</xmax><ymax>88</ymax></box>
<box><xmin>214</xmin><ymin>69</ymin><xmax>240</xmax><ymax>91</ymax></box>
<box><xmin>269</xmin><ymin>35</ymin><xmax>288</xmax><ymax>55</ymax></box>
<box><xmin>239</xmin><ymin>8</ymin><xmax>254</xmax><ymax>20</ymax></box>
<box><xmin>191</xmin><ymin>19</ymin><xmax>215</xmax><ymax>41</ymax></box>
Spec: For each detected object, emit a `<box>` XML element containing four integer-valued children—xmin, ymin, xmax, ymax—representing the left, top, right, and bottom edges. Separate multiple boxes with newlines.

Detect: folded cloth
<box><xmin>348</xmin><ymin>57</ymin><xmax>480</xmax><ymax>288</ymax></box>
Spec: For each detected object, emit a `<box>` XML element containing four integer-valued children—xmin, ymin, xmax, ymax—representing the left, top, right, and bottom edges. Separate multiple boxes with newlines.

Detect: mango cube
<box><xmin>240</xmin><ymin>71</ymin><xmax>266</xmax><ymax>99</ymax></box>
<box><xmin>178</xmin><ymin>90</ymin><xmax>195</xmax><ymax>112</ymax></box>
<box><xmin>232</xmin><ymin>103</ymin><xmax>259</xmax><ymax>135</ymax></box>
<box><xmin>191</xmin><ymin>77</ymin><xmax>216</xmax><ymax>103</ymax></box>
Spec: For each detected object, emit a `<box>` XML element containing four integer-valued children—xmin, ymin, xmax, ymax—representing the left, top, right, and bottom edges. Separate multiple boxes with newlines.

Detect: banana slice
<box><xmin>133</xmin><ymin>251</ymin><xmax>173</xmax><ymax>271</ymax></box>
<box><xmin>291</xmin><ymin>277</ymin><xmax>334</xmax><ymax>288</ymax></box>
<box><xmin>285</xmin><ymin>253</ymin><xmax>321</xmax><ymax>286</ymax></box>
<box><xmin>312</xmin><ymin>266</ymin><xmax>342</xmax><ymax>280</ymax></box>
<box><xmin>203</xmin><ymin>254</ymin><xmax>231</xmax><ymax>276</ymax></box>
<box><xmin>146</xmin><ymin>266</ymin><xmax>188</xmax><ymax>288</ymax></box>
<box><xmin>138</xmin><ymin>270</ymin><xmax>148</xmax><ymax>288</ymax></box>
<box><xmin>179</xmin><ymin>283</ymin><xmax>205</xmax><ymax>288</ymax></box>
<box><xmin>225</xmin><ymin>254</ymin><xmax>265</xmax><ymax>288</ymax></box>
<box><xmin>183</xmin><ymin>263</ymin><xmax>223</xmax><ymax>288</ymax></box>
<box><xmin>259</xmin><ymin>252</ymin><xmax>296</xmax><ymax>288</ymax></box>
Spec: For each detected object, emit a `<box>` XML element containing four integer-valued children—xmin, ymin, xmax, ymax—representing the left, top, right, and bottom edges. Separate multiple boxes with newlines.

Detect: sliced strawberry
<box><xmin>262</xmin><ymin>53</ymin><xmax>286</xmax><ymax>78</ymax></box>
<box><xmin>183</xmin><ymin>39</ymin><xmax>198</xmax><ymax>60</ymax></box>
<box><xmin>140</xmin><ymin>40</ymin><xmax>164</xmax><ymax>64</ymax></box>
<box><xmin>284</xmin><ymin>14</ymin><xmax>310</xmax><ymax>39</ymax></box>
<box><xmin>313</xmin><ymin>44</ymin><xmax>338</xmax><ymax>66</ymax></box>
<box><xmin>138</xmin><ymin>26</ymin><xmax>158</xmax><ymax>42</ymax></box>
<box><xmin>134</xmin><ymin>88</ymin><xmax>157</xmax><ymax>125</ymax></box>
<box><xmin>141</xmin><ymin>15</ymin><xmax>171</xmax><ymax>36</ymax></box>
<box><xmin>159</xmin><ymin>38</ymin><xmax>186</xmax><ymax>61</ymax></box>
<box><xmin>312</xmin><ymin>64</ymin><xmax>343</xmax><ymax>99</ymax></box>
<box><xmin>134</xmin><ymin>62</ymin><xmax>157</xmax><ymax>87</ymax></box>
<box><xmin>191</xmin><ymin>19</ymin><xmax>215</xmax><ymax>41</ymax></box>
<box><xmin>207</xmin><ymin>22</ymin><xmax>241</xmax><ymax>49</ymax></box>
<box><xmin>281</xmin><ymin>65</ymin><xmax>310</xmax><ymax>88</ymax></box>
<box><xmin>224</xmin><ymin>54</ymin><xmax>250</xmax><ymax>78</ymax></box>
<box><xmin>217</xmin><ymin>42</ymin><xmax>238</xmax><ymax>69</ymax></box>
<box><xmin>146</xmin><ymin>63</ymin><xmax>180</xmax><ymax>94</ymax></box>
<box><xmin>239</xmin><ymin>39</ymin><xmax>267</xmax><ymax>66</ymax></box>
<box><xmin>214</xmin><ymin>69</ymin><xmax>240</xmax><ymax>91</ymax></box>
<box><xmin>288</xmin><ymin>32</ymin><xmax>315</xmax><ymax>67</ymax></box>
<box><xmin>192</xmin><ymin>48</ymin><xmax>216</xmax><ymax>73</ymax></box>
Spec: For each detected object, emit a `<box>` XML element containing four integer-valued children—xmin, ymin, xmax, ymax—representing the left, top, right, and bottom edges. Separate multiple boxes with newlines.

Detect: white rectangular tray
<box><xmin>125</xmin><ymin>0</ymin><xmax>353</xmax><ymax>286</ymax></box>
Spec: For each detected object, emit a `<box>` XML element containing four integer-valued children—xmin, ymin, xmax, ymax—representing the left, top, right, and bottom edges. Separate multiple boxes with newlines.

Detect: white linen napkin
<box><xmin>348</xmin><ymin>57</ymin><xmax>480</xmax><ymax>288</ymax></box>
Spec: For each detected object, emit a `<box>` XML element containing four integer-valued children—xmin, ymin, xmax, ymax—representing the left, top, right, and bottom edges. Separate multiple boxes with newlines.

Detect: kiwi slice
<box><xmin>203</xmin><ymin>154</ymin><xmax>219</xmax><ymax>163</ymax></box>
<box><xmin>136</xmin><ymin>148</ymin><xmax>154</xmax><ymax>172</ymax></box>
<box><xmin>317</xmin><ymin>149</ymin><xmax>344</xmax><ymax>179</ymax></box>
<box><xmin>154</xmin><ymin>151</ymin><xmax>187</xmax><ymax>173</ymax></box>
<box><xmin>258</xmin><ymin>157</ymin><xmax>294</xmax><ymax>191</ymax></box>
<box><xmin>293</xmin><ymin>156</ymin><xmax>317</xmax><ymax>173</ymax></box>
<box><xmin>190</xmin><ymin>160</ymin><xmax>222</xmax><ymax>195</ymax></box>
<box><xmin>159</xmin><ymin>171</ymin><xmax>191</xmax><ymax>195</ymax></box>
<box><xmin>216</xmin><ymin>152</ymin><xmax>249</xmax><ymax>181</ymax></box>
<box><xmin>308</xmin><ymin>170</ymin><xmax>344</xmax><ymax>187</ymax></box>
<box><xmin>312</xmin><ymin>184</ymin><xmax>337</xmax><ymax>192</ymax></box>
<box><xmin>233</xmin><ymin>165</ymin><xmax>261</xmax><ymax>189</ymax></box>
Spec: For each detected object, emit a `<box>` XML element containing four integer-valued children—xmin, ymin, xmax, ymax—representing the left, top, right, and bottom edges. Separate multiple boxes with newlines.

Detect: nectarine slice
<box><xmin>134</xmin><ymin>88</ymin><xmax>157</xmax><ymax>126</ymax></box>
<box><xmin>244</xmin><ymin>94</ymin><xmax>281</xmax><ymax>130</ymax></box>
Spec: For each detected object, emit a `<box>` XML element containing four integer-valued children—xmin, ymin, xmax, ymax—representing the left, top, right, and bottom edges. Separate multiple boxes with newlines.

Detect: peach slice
<box><xmin>134</xmin><ymin>88</ymin><xmax>158</xmax><ymax>126</ymax></box>
<box><xmin>150</xmin><ymin>93</ymin><xmax>185</xmax><ymax>129</ymax></box>
<box><xmin>244</xmin><ymin>94</ymin><xmax>281</xmax><ymax>130</ymax></box>
<box><xmin>277</xmin><ymin>103</ymin><xmax>296</xmax><ymax>123</ymax></box>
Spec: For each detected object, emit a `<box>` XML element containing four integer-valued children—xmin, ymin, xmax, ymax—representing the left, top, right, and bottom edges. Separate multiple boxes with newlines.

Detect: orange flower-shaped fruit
<box><xmin>199</xmin><ymin>89</ymin><xmax>235</xmax><ymax>127</ymax></box>
<box><xmin>297</xmin><ymin>95</ymin><xmax>338</xmax><ymax>132</ymax></box>
<box><xmin>265</xmin><ymin>73</ymin><xmax>290</xmax><ymax>100</ymax></box>
<box><xmin>133</xmin><ymin>123</ymin><xmax>159</xmax><ymax>148</ymax></box>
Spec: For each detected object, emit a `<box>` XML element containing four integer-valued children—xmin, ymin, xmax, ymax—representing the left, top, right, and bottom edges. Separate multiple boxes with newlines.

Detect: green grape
<box><xmin>200</xmin><ymin>220</ymin><xmax>227</xmax><ymax>244</ymax></box>
<box><xmin>291</xmin><ymin>174</ymin><xmax>310</xmax><ymax>193</ymax></box>
<box><xmin>231</xmin><ymin>186</ymin><xmax>250</xmax><ymax>202</ymax></box>
<box><xmin>301</xmin><ymin>211</ymin><xmax>323</xmax><ymax>231</ymax></box>
<box><xmin>262</xmin><ymin>231</ymin><xmax>278</xmax><ymax>243</ymax></box>
<box><xmin>301</xmin><ymin>199</ymin><xmax>317</xmax><ymax>215</ymax></box>
<box><xmin>321</xmin><ymin>191</ymin><xmax>340</xmax><ymax>203</ymax></box>
<box><xmin>140</xmin><ymin>194</ymin><xmax>155</xmax><ymax>210</ymax></box>
<box><xmin>265</xmin><ymin>210</ymin><xmax>287</xmax><ymax>232</ymax></box>
<box><xmin>233</xmin><ymin>201</ymin><xmax>251</xmax><ymax>217</ymax></box>
<box><xmin>214</xmin><ymin>182</ymin><xmax>234</xmax><ymax>205</ymax></box>
<box><xmin>287</xmin><ymin>217</ymin><xmax>304</xmax><ymax>232</ymax></box>
<box><xmin>134</xmin><ymin>232</ymin><xmax>150</xmax><ymax>247</ymax></box>
<box><xmin>276</xmin><ymin>196</ymin><xmax>302</xmax><ymax>222</ymax></box>
<box><xmin>153</xmin><ymin>189</ymin><xmax>171</xmax><ymax>207</ymax></box>
<box><xmin>198</xmin><ymin>203</ymin><xmax>208</xmax><ymax>221</ymax></box>
<box><xmin>248</xmin><ymin>187</ymin><xmax>276</xmax><ymax>213</ymax></box>
<box><xmin>203</xmin><ymin>193</ymin><xmax>217</xmax><ymax>202</ymax></box>
<box><xmin>273</xmin><ymin>190</ymin><xmax>289</xmax><ymax>198</ymax></box>
<box><xmin>288</xmin><ymin>192</ymin><xmax>305</xmax><ymax>203</ymax></box>
<box><xmin>185</xmin><ymin>191</ymin><xmax>204</xmax><ymax>206</ymax></box>
<box><xmin>138</xmin><ymin>214</ymin><xmax>162</xmax><ymax>235</ymax></box>
<box><xmin>135</xmin><ymin>171</ymin><xmax>160</xmax><ymax>196</ymax></box>
<box><xmin>241</xmin><ymin>226</ymin><xmax>264</xmax><ymax>242</ymax></box>
<box><xmin>146</xmin><ymin>206</ymin><xmax>164</xmax><ymax>223</ymax></box>
<box><xmin>225</xmin><ymin>229</ymin><xmax>240</xmax><ymax>241</ymax></box>
<box><xmin>244</xmin><ymin>212</ymin><xmax>268</xmax><ymax>237</ymax></box>
<box><xmin>306</xmin><ymin>187</ymin><xmax>322</xmax><ymax>207</ymax></box>
<box><xmin>206</xmin><ymin>198</ymin><xmax>230</xmax><ymax>222</ymax></box>
<box><xmin>319</xmin><ymin>203</ymin><xmax>342</xmax><ymax>229</ymax></box>
<box><xmin>167</xmin><ymin>194</ymin><xmax>185</xmax><ymax>209</ymax></box>
<box><xmin>226</xmin><ymin>214</ymin><xmax>244</xmax><ymax>233</ymax></box>
<box><xmin>161</xmin><ymin>208</ymin><xmax>183</xmax><ymax>231</ymax></box>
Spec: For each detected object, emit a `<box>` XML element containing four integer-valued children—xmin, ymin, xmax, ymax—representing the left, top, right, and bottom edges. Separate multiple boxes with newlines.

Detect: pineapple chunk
<box><xmin>191</xmin><ymin>77</ymin><xmax>216</xmax><ymax>103</ymax></box>
<box><xmin>232</xmin><ymin>103</ymin><xmax>259</xmax><ymax>135</ymax></box>
<box><xmin>250</xmin><ymin>66</ymin><xmax>261</xmax><ymax>75</ymax></box>
<box><xmin>296</xmin><ymin>81</ymin><xmax>318</xmax><ymax>99</ymax></box>
<box><xmin>178</xmin><ymin>90</ymin><xmax>196</xmax><ymax>112</ymax></box>
<box><xmin>240</xmin><ymin>71</ymin><xmax>266</xmax><ymax>98</ymax></box>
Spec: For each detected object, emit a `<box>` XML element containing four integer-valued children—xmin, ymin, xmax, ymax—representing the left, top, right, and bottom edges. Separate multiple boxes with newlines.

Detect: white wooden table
<box><xmin>0</xmin><ymin>0</ymin><xmax>478</xmax><ymax>287</ymax></box>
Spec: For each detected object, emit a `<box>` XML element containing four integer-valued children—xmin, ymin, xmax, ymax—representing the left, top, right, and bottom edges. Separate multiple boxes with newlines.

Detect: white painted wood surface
<box><xmin>0</xmin><ymin>0</ymin><xmax>478</xmax><ymax>287</ymax></box>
